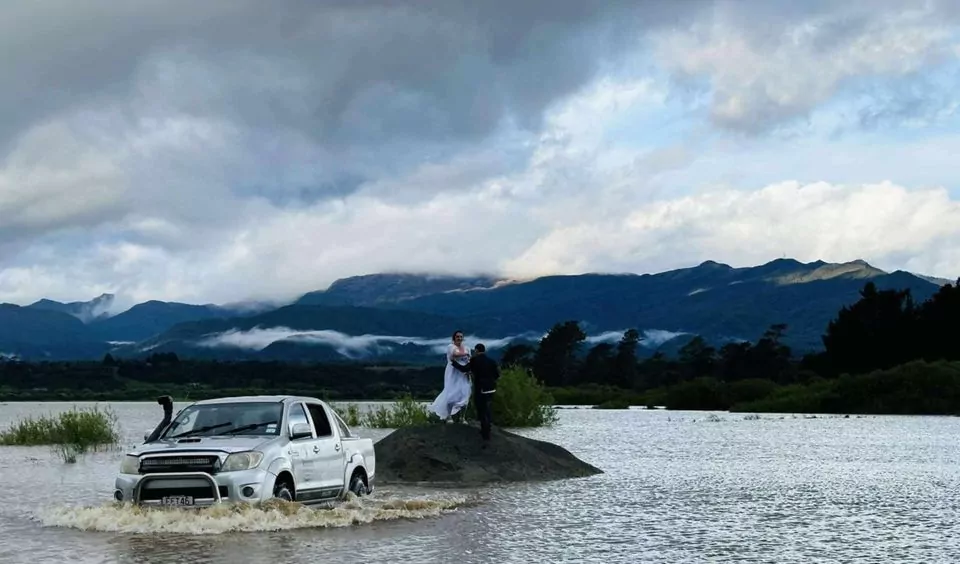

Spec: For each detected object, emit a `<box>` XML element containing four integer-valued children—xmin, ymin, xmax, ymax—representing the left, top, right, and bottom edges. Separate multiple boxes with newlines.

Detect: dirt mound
<box><xmin>374</xmin><ymin>423</ymin><xmax>603</xmax><ymax>484</ymax></box>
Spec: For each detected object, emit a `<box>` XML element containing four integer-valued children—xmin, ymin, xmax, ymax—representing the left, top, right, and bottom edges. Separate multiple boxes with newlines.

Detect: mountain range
<box><xmin>0</xmin><ymin>258</ymin><xmax>951</xmax><ymax>364</ymax></box>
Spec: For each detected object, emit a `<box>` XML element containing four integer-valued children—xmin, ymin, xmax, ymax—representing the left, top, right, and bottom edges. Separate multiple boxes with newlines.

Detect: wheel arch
<box><xmin>270</xmin><ymin>469</ymin><xmax>296</xmax><ymax>500</ymax></box>
<box><xmin>343</xmin><ymin>453</ymin><xmax>368</xmax><ymax>485</ymax></box>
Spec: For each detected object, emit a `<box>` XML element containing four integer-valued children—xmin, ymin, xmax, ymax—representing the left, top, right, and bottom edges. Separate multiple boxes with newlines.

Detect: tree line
<box><xmin>498</xmin><ymin>320</ymin><xmax>795</xmax><ymax>390</ymax></box>
<box><xmin>0</xmin><ymin>354</ymin><xmax>446</xmax><ymax>402</ymax></box>
<box><xmin>497</xmin><ymin>279</ymin><xmax>960</xmax><ymax>409</ymax></box>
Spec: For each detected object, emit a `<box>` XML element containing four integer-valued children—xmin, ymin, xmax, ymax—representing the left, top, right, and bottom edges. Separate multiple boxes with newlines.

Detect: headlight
<box><xmin>119</xmin><ymin>455</ymin><xmax>139</xmax><ymax>474</ymax></box>
<box><xmin>221</xmin><ymin>451</ymin><xmax>264</xmax><ymax>472</ymax></box>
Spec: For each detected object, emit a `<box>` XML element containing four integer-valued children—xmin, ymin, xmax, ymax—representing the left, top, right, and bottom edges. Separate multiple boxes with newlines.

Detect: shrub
<box><xmin>359</xmin><ymin>395</ymin><xmax>432</xmax><ymax>428</ymax></box>
<box><xmin>663</xmin><ymin>377</ymin><xmax>728</xmax><ymax>410</ymax></box>
<box><xmin>727</xmin><ymin>379</ymin><xmax>780</xmax><ymax>405</ymax></box>
<box><xmin>487</xmin><ymin>366</ymin><xmax>558</xmax><ymax>427</ymax></box>
<box><xmin>594</xmin><ymin>397</ymin><xmax>632</xmax><ymax>409</ymax></box>
<box><xmin>732</xmin><ymin>360</ymin><xmax>960</xmax><ymax>415</ymax></box>
<box><xmin>332</xmin><ymin>403</ymin><xmax>364</xmax><ymax>427</ymax></box>
<box><xmin>0</xmin><ymin>405</ymin><xmax>121</xmax><ymax>462</ymax></box>
<box><xmin>549</xmin><ymin>384</ymin><xmax>647</xmax><ymax>406</ymax></box>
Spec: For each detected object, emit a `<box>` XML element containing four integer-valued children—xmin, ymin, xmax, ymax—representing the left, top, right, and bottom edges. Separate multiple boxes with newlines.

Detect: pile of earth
<box><xmin>374</xmin><ymin>423</ymin><xmax>603</xmax><ymax>484</ymax></box>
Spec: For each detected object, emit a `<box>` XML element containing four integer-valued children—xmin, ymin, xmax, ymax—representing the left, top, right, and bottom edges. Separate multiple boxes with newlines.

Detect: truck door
<box><xmin>285</xmin><ymin>402</ymin><xmax>318</xmax><ymax>492</ymax></box>
<box><xmin>305</xmin><ymin>402</ymin><xmax>346</xmax><ymax>497</ymax></box>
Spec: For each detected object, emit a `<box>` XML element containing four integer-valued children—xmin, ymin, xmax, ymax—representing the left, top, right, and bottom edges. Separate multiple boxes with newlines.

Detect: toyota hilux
<box><xmin>114</xmin><ymin>395</ymin><xmax>376</xmax><ymax>507</ymax></box>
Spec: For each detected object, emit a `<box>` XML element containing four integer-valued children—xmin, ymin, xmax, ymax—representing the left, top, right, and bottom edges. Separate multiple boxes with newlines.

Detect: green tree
<box><xmin>500</xmin><ymin>343</ymin><xmax>535</xmax><ymax>369</ymax></box>
<box><xmin>579</xmin><ymin>343</ymin><xmax>614</xmax><ymax>385</ymax></box>
<box><xmin>637</xmin><ymin>351</ymin><xmax>675</xmax><ymax>388</ymax></box>
<box><xmin>678</xmin><ymin>335</ymin><xmax>716</xmax><ymax>379</ymax></box>
<box><xmin>749</xmin><ymin>323</ymin><xmax>792</xmax><ymax>383</ymax></box>
<box><xmin>821</xmin><ymin>282</ymin><xmax>918</xmax><ymax>376</ymax></box>
<box><xmin>717</xmin><ymin>341</ymin><xmax>752</xmax><ymax>381</ymax></box>
<box><xmin>916</xmin><ymin>280</ymin><xmax>960</xmax><ymax>362</ymax></box>
<box><xmin>532</xmin><ymin>320</ymin><xmax>586</xmax><ymax>387</ymax></box>
<box><xmin>613</xmin><ymin>328</ymin><xmax>640</xmax><ymax>388</ymax></box>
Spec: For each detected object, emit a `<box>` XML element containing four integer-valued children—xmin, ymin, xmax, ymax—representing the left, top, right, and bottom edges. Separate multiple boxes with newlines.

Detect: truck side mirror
<box><xmin>290</xmin><ymin>423</ymin><xmax>313</xmax><ymax>440</ymax></box>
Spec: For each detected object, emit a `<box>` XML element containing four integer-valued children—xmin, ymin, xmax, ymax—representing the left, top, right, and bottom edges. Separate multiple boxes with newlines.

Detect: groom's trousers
<box><xmin>474</xmin><ymin>390</ymin><xmax>493</xmax><ymax>441</ymax></box>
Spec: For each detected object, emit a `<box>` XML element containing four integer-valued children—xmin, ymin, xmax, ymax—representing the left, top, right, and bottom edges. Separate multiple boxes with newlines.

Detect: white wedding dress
<box><xmin>428</xmin><ymin>343</ymin><xmax>473</xmax><ymax>420</ymax></box>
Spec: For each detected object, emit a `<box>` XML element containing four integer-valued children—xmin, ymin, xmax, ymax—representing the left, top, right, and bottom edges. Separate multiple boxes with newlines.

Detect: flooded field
<box><xmin>1</xmin><ymin>402</ymin><xmax>958</xmax><ymax>563</ymax></box>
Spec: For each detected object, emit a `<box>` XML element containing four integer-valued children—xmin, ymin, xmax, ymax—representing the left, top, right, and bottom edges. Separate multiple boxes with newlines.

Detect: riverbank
<box><xmin>3</xmin><ymin>360</ymin><xmax>958</xmax><ymax>417</ymax></box>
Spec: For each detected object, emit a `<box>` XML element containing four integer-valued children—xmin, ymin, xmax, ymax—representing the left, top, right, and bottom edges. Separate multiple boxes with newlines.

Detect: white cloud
<box><xmin>653</xmin><ymin>3</ymin><xmax>960</xmax><ymax>132</ymax></box>
<box><xmin>585</xmin><ymin>329</ymin><xmax>688</xmax><ymax>347</ymax></box>
<box><xmin>0</xmin><ymin>121</ymin><xmax>127</xmax><ymax>237</ymax></box>
<box><xmin>503</xmin><ymin>180</ymin><xmax>960</xmax><ymax>280</ymax></box>
<box><xmin>4</xmin><ymin>82</ymin><xmax>960</xmax><ymax>308</ymax></box>
<box><xmin>194</xmin><ymin>327</ymin><xmax>543</xmax><ymax>357</ymax></box>
<box><xmin>2</xmin><ymin>2</ymin><xmax>960</xmax><ymax>309</ymax></box>
<box><xmin>190</xmin><ymin>326</ymin><xmax>682</xmax><ymax>358</ymax></box>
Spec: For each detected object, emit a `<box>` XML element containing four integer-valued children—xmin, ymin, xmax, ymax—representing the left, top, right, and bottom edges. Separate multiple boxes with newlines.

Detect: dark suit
<box><xmin>451</xmin><ymin>353</ymin><xmax>500</xmax><ymax>441</ymax></box>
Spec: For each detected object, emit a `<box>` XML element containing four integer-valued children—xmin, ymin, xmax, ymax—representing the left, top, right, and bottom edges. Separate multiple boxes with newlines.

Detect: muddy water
<box><xmin>1</xmin><ymin>402</ymin><xmax>959</xmax><ymax>563</ymax></box>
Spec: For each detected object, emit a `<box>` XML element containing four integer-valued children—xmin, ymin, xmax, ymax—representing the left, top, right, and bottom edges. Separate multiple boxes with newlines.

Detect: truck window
<box><xmin>333</xmin><ymin>411</ymin><xmax>353</xmax><ymax>438</ymax></box>
<box><xmin>288</xmin><ymin>403</ymin><xmax>310</xmax><ymax>437</ymax></box>
<box><xmin>306</xmin><ymin>403</ymin><xmax>333</xmax><ymax>438</ymax></box>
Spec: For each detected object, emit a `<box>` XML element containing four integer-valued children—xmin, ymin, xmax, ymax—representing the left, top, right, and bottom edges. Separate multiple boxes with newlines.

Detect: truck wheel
<box><xmin>349</xmin><ymin>472</ymin><xmax>367</xmax><ymax>497</ymax></box>
<box><xmin>273</xmin><ymin>479</ymin><xmax>294</xmax><ymax>502</ymax></box>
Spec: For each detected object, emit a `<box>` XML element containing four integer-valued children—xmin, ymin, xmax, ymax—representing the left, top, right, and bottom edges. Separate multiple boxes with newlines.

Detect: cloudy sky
<box><xmin>2</xmin><ymin>0</ymin><xmax>960</xmax><ymax>310</ymax></box>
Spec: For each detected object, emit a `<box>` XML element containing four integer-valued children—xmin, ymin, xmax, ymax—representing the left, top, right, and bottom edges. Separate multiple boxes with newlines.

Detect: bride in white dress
<box><xmin>428</xmin><ymin>330</ymin><xmax>473</xmax><ymax>422</ymax></box>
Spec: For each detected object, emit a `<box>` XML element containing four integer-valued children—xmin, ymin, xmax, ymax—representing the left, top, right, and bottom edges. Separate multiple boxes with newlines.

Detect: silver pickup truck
<box><xmin>114</xmin><ymin>395</ymin><xmax>376</xmax><ymax>507</ymax></box>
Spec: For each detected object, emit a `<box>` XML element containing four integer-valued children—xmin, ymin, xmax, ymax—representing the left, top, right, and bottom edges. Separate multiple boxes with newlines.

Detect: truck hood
<box><xmin>130</xmin><ymin>436</ymin><xmax>275</xmax><ymax>456</ymax></box>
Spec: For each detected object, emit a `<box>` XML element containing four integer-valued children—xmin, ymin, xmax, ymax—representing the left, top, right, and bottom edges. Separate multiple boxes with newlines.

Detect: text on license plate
<box><xmin>161</xmin><ymin>495</ymin><xmax>194</xmax><ymax>506</ymax></box>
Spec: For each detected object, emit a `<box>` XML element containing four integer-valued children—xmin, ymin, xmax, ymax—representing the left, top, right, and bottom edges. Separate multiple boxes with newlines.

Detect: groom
<box><xmin>449</xmin><ymin>343</ymin><xmax>500</xmax><ymax>443</ymax></box>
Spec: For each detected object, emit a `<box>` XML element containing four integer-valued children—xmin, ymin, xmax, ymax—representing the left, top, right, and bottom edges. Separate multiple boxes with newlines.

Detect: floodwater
<box><xmin>0</xmin><ymin>402</ymin><xmax>958</xmax><ymax>563</ymax></box>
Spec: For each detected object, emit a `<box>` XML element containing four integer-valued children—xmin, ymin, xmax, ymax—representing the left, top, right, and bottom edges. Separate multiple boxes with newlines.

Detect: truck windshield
<box><xmin>162</xmin><ymin>402</ymin><xmax>284</xmax><ymax>438</ymax></box>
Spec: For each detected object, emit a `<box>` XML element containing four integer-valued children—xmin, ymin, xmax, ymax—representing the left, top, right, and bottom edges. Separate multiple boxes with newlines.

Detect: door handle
<box><xmin>334</xmin><ymin>443</ymin><xmax>340</xmax><ymax>452</ymax></box>
<box><xmin>313</xmin><ymin>445</ymin><xmax>320</xmax><ymax>453</ymax></box>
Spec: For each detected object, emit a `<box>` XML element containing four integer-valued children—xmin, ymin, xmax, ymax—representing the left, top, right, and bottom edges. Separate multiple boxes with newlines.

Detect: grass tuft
<box><xmin>340</xmin><ymin>395</ymin><xmax>430</xmax><ymax>429</ymax></box>
<box><xmin>0</xmin><ymin>405</ymin><xmax>121</xmax><ymax>462</ymax></box>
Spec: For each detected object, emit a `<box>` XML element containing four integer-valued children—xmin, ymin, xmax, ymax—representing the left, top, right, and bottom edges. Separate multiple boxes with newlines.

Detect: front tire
<box><xmin>273</xmin><ymin>479</ymin><xmax>294</xmax><ymax>502</ymax></box>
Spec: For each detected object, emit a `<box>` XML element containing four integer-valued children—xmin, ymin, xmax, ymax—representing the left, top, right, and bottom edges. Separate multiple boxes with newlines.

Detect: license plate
<box><xmin>161</xmin><ymin>495</ymin><xmax>194</xmax><ymax>506</ymax></box>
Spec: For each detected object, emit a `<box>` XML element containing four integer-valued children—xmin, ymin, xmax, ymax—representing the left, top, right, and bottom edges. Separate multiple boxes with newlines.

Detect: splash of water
<box><xmin>36</xmin><ymin>493</ymin><xmax>473</xmax><ymax>535</ymax></box>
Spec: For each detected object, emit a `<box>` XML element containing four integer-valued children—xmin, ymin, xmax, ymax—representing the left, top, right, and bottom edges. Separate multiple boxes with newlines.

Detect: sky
<box><xmin>2</xmin><ymin>0</ymin><xmax>960</xmax><ymax>311</ymax></box>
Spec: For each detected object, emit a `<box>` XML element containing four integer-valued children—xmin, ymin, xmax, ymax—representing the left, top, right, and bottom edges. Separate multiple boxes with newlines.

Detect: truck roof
<box><xmin>191</xmin><ymin>395</ymin><xmax>324</xmax><ymax>405</ymax></box>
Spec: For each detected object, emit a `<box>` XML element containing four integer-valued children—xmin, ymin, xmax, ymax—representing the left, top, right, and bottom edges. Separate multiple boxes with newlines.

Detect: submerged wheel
<box><xmin>348</xmin><ymin>471</ymin><xmax>368</xmax><ymax>497</ymax></box>
<box><xmin>273</xmin><ymin>478</ymin><xmax>294</xmax><ymax>501</ymax></box>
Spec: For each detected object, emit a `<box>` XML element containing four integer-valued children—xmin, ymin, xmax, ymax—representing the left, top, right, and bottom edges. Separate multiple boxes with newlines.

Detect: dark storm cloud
<box><xmin>0</xmin><ymin>0</ymin><xmax>711</xmax><ymax>157</ymax></box>
<box><xmin>3</xmin><ymin>0</ymin><xmax>960</xmax><ymax>308</ymax></box>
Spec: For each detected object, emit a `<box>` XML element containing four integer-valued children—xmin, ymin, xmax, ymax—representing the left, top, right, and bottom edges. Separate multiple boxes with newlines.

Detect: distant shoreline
<box><xmin>1</xmin><ymin>390</ymin><xmax>956</xmax><ymax>419</ymax></box>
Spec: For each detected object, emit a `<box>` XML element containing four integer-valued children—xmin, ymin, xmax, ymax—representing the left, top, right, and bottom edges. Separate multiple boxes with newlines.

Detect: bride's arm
<box><xmin>447</xmin><ymin>344</ymin><xmax>470</xmax><ymax>372</ymax></box>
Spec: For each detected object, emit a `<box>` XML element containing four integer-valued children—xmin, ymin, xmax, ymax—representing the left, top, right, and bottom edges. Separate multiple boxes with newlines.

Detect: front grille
<box><xmin>139</xmin><ymin>486</ymin><xmax>228</xmax><ymax>501</ymax></box>
<box><xmin>139</xmin><ymin>455</ymin><xmax>220</xmax><ymax>474</ymax></box>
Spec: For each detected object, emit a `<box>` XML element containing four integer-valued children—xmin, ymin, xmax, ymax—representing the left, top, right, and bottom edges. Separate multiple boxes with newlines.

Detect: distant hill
<box><xmin>86</xmin><ymin>300</ymin><xmax>237</xmax><ymax>342</ymax></box>
<box><xmin>27</xmin><ymin>293</ymin><xmax>117</xmax><ymax>323</ymax></box>
<box><xmin>914</xmin><ymin>273</ymin><xmax>954</xmax><ymax>286</ymax></box>
<box><xmin>294</xmin><ymin>273</ymin><xmax>502</xmax><ymax>307</ymax></box>
<box><xmin>0</xmin><ymin>258</ymin><xmax>949</xmax><ymax>362</ymax></box>
<box><xmin>0</xmin><ymin>304</ymin><xmax>113</xmax><ymax>360</ymax></box>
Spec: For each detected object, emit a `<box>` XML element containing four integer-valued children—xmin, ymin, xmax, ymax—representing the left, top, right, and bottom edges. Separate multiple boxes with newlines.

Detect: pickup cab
<box><xmin>113</xmin><ymin>395</ymin><xmax>376</xmax><ymax>507</ymax></box>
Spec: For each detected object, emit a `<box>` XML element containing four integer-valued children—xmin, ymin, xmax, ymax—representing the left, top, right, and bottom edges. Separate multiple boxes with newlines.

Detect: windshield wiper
<box><xmin>169</xmin><ymin>422</ymin><xmax>233</xmax><ymax>439</ymax></box>
<box><xmin>213</xmin><ymin>420</ymin><xmax>279</xmax><ymax>436</ymax></box>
